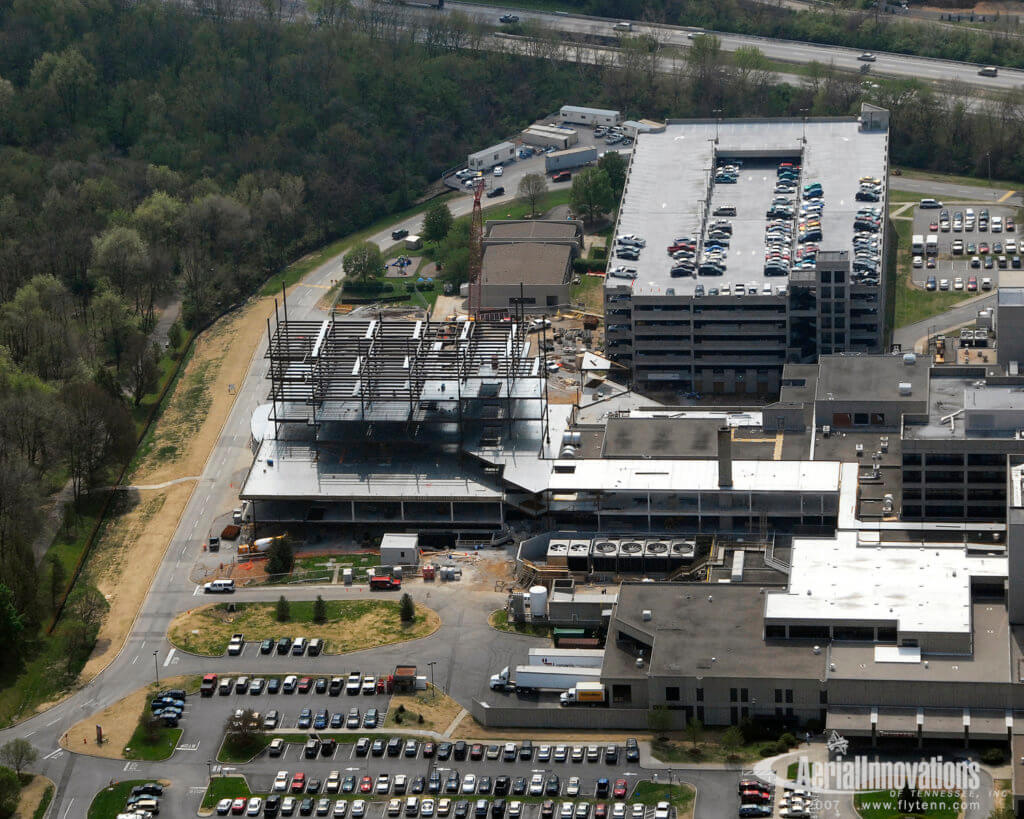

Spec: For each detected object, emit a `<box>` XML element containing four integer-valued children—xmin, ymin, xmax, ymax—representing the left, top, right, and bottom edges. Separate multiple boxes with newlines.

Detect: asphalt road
<box><xmin>445</xmin><ymin>0</ymin><xmax>1024</xmax><ymax>93</ymax></box>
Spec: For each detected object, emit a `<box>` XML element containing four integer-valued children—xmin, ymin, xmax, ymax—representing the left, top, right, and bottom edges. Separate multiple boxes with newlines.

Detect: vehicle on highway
<box><xmin>499</xmin><ymin>14</ymin><xmax>519</xmax><ymax>22</ymax></box>
<box><xmin>919</xmin><ymin>198</ymin><xmax>943</xmax><ymax>209</ymax></box>
<box><xmin>858</xmin><ymin>52</ymin><xmax>876</xmax><ymax>61</ymax></box>
<box><xmin>979</xmin><ymin>65</ymin><xmax>998</xmax><ymax>77</ymax></box>
<box><xmin>392</xmin><ymin>229</ymin><xmax>409</xmax><ymax>241</ymax></box>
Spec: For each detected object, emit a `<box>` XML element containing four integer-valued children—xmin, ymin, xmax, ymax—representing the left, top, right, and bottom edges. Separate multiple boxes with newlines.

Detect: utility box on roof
<box><xmin>380</xmin><ymin>533</ymin><xmax>419</xmax><ymax>567</ymax></box>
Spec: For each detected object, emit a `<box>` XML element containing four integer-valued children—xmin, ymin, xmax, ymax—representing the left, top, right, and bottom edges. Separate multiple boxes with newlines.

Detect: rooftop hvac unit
<box><xmin>641</xmin><ymin>609</ymin><xmax>652</xmax><ymax>621</ymax></box>
<box><xmin>898</xmin><ymin>382</ymin><xmax>913</xmax><ymax>395</ymax></box>
<box><xmin>903</xmin><ymin>353</ymin><xmax>917</xmax><ymax>365</ymax></box>
<box><xmin>822</xmin><ymin>425</ymin><xmax>831</xmax><ymax>438</ymax></box>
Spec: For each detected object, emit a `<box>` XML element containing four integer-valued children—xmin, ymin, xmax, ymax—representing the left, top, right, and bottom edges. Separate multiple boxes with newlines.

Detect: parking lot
<box><xmin>909</xmin><ymin>202</ymin><xmax>1018</xmax><ymax>291</ymax></box>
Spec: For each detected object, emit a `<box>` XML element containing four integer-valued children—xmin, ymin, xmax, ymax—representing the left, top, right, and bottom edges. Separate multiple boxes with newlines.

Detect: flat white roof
<box><xmin>545</xmin><ymin>458</ymin><xmax>841</xmax><ymax>494</ymax></box>
<box><xmin>765</xmin><ymin>529</ymin><xmax>1007</xmax><ymax>635</ymax></box>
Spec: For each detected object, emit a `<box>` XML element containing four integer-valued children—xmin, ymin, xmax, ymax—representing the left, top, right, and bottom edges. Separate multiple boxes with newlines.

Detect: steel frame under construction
<box><xmin>264</xmin><ymin>306</ymin><xmax>550</xmax><ymax>445</ymax></box>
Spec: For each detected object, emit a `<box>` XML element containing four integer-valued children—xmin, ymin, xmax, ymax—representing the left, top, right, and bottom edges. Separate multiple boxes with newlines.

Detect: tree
<box><xmin>67</xmin><ymin>584</ymin><xmax>109</xmax><ymax>630</ymax></box>
<box><xmin>266</xmin><ymin>536</ymin><xmax>294</xmax><ymax>576</ymax></box>
<box><xmin>421</xmin><ymin>201</ymin><xmax>454</xmax><ymax>243</ymax></box>
<box><xmin>89</xmin><ymin>227</ymin><xmax>149</xmax><ymax>314</ymax></box>
<box><xmin>276</xmin><ymin>595</ymin><xmax>290</xmax><ymax>622</ymax></box>
<box><xmin>0</xmin><ymin>765</ymin><xmax>18</xmax><ymax>818</ymax></box>
<box><xmin>0</xmin><ymin>585</ymin><xmax>24</xmax><ymax>652</ymax></box>
<box><xmin>55</xmin><ymin>381</ymin><xmax>135</xmax><ymax>503</ymax></box>
<box><xmin>47</xmin><ymin>555</ymin><xmax>66</xmax><ymax>612</ymax></box>
<box><xmin>57</xmin><ymin>620</ymin><xmax>96</xmax><ymax>675</ymax></box>
<box><xmin>517</xmin><ymin>173</ymin><xmax>548</xmax><ymax>217</ymax></box>
<box><xmin>720</xmin><ymin>726</ymin><xmax>743</xmax><ymax>761</ymax></box>
<box><xmin>647</xmin><ymin>705</ymin><xmax>671</xmax><ymax>740</ymax></box>
<box><xmin>223</xmin><ymin>708</ymin><xmax>264</xmax><ymax>755</ymax></box>
<box><xmin>313</xmin><ymin>595</ymin><xmax>327</xmax><ymax>624</ymax></box>
<box><xmin>685</xmin><ymin>717</ymin><xmax>704</xmax><ymax>749</ymax></box>
<box><xmin>122</xmin><ymin>330</ymin><xmax>160</xmax><ymax>406</ymax></box>
<box><xmin>569</xmin><ymin>168</ymin><xmax>615</xmax><ymax>225</ymax></box>
<box><xmin>399</xmin><ymin>592</ymin><xmax>415</xmax><ymax>623</ymax></box>
<box><xmin>342</xmin><ymin>242</ymin><xmax>383</xmax><ymax>286</ymax></box>
<box><xmin>598</xmin><ymin>152</ymin><xmax>628</xmax><ymax>198</ymax></box>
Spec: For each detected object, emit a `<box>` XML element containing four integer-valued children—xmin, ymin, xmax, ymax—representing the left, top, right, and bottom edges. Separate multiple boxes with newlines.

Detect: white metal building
<box><xmin>559</xmin><ymin>105</ymin><xmax>622</xmax><ymax>127</ymax></box>
<box><xmin>468</xmin><ymin>141</ymin><xmax>516</xmax><ymax>171</ymax></box>
<box><xmin>522</xmin><ymin>124</ymin><xmax>578</xmax><ymax>150</ymax></box>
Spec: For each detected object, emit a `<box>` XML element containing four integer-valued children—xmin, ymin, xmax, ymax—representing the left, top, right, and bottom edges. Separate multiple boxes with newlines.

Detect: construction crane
<box><xmin>468</xmin><ymin>179</ymin><xmax>485</xmax><ymax>317</ymax></box>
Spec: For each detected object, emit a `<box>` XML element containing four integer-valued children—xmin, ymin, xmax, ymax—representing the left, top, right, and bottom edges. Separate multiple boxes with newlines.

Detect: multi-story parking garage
<box><xmin>605</xmin><ymin>105</ymin><xmax>890</xmax><ymax>396</ymax></box>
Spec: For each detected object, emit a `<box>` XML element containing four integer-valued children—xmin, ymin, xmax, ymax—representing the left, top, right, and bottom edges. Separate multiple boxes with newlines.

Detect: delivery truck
<box><xmin>528</xmin><ymin>648</ymin><xmax>605</xmax><ymax>668</ymax></box>
<box><xmin>489</xmin><ymin>664</ymin><xmax>602</xmax><ymax>694</ymax></box>
<box><xmin>545</xmin><ymin>146</ymin><xmax>598</xmax><ymax>173</ymax></box>
<box><xmin>560</xmin><ymin>681</ymin><xmax>608</xmax><ymax>706</ymax></box>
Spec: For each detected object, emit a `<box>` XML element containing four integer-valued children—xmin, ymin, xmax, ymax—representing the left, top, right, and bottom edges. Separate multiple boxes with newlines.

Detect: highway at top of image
<box><xmin>441</xmin><ymin>0</ymin><xmax>1024</xmax><ymax>93</ymax></box>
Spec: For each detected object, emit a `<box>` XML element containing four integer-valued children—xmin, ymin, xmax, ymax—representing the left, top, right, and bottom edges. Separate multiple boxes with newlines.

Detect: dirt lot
<box><xmin>384</xmin><ymin>686</ymin><xmax>464</xmax><ymax>734</ymax></box>
<box><xmin>166</xmin><ymin>600</ymin><xmax>440</xmax><ymax>656</ymax></box>
<box><xmin>81</xmin><ymin>295</ymin><xmax>279</xmax><ymax>682</ymax></box>
<box><xmin>14</xmin><ymin>774</ymin><xmax>53</xmax><ymax>819</ymax></box>
<box><xmin>60</xmin><ymin>674</ymin><xmax>200</xmax><ymax>759</ymax></box>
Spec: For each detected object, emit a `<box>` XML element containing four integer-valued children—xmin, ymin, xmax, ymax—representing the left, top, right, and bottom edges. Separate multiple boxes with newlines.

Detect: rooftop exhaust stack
<box><xmin>717</xmin><ymin>427</ymin><xmax>733</xmax><ymax>487</ymax></box>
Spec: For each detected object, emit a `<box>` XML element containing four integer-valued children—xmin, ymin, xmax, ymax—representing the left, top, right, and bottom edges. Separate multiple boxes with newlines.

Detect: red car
<box><xmin>297</xmin><ymin>677</ymin><xmax>313</xmax><ymax>693</ymax></box>
<box><xmin>423</xmin><ymin>742</ymin><xmax>436</xmax><ymax>757</ymax></box>
<box><xmin>291</xmin><ymin>773</ymin><xmax>307</xmax><ymax>793</ymax></box>
<box><xmin>929</xmin><ymin>222</ymin><xmax>939</xmax><ymax>232</ymax></box>
<box><xmin>1007</xmin><ymin>218</ymin><xmax>1016</xmax><ymax>232</ymax></box>
<box><xmin>470</xmin><ymin>743</ymin><xmax>484</xmax><ymax>760</ymax></box>
<box><xmin>359</xmin><ymin>776</ymin><xmax>373</xmax><ymax>794</ymax></box>
<box><xmin>231</xmin><ymin>798</ymin><xmax>247</xmax><ymax>815</ymax></box>
<box><xmin>595</xmin><ymin>805</ymin><xmax>607</xmax><ymax>819</ymax></box>
<box><xmin>613</xmin><ymin>780</ymin><xmax>628</xmax><ymax>799</ymax></box>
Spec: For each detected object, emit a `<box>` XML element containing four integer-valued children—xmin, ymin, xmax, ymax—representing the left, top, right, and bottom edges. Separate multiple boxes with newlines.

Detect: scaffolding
<box><xmin>264</xmin><ymin>307</ymin><xmax>550</xmax><ymax>446</ymax></box>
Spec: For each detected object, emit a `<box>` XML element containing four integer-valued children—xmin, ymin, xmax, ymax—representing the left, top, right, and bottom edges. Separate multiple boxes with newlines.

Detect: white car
<box><xmin>954</xmin><ymin>277</ymin><xmax>965</xmax><ymax>290</ymax></box>
<box><xmin>216</xmin><ymin>798</ymin><xmax>233</xmax><ymax>816</ymax></box>
<box><xmin>939</xmin><ymin>278</ymin><xmax>950</xmax><ymax>290</ymax></box>
<box><xmin>630</xmin><ymin>806</ymin><xmax>645</xmax><ymax>819</ymax></box>
<box><xmin>353</xmin><ymin>800</ymin><xmax>368</xmax><ymax>818</ymax></box>
<box><xmin>560</xmin><ymin>804</ymin><xmax>575</xmax><ymax>819</ymax></box>
<box><xmin>438</xmin><ymin>799</ymin><xmax>452</xmax><ymax>817</ymax></box>
<box><xmin>612</xmin><ymin>805</ymin><xmax>627</xmax><ymax>819</ymax></box>
<box><xmin>462</xmin><ymin>775</ymin><xmax>477</xmax><ymax>794</ymax></box>
<box><xmin>422</xmin><ymin>799</ymin><xmax>436</xmax><ymax>817</ymax></box>
<box><xmin>566</xmin><ymin>778</ymin><xmax>581</xmax><ymax>797</ymax></box>
<box><xmin>530</xmin><ymin>775</ymin><xmax>545</xmax><ymax>796</ymax></box>
<box><xmin>912</xmin><ymin>255</ymin><xmax>923</xmax><ymax>268</ymax></box>
<box><xmin>326</xmin><ymin>771</ymin><xmax>341</xmax><ymax>793</ymax></box>
<box><xmin>246</xmin><ymin>797</ymin><xmax>263</xmax><ymax>816</ymax></box>
<box><xmin>335</xmin><ymin>801</ymin><xmax>350</xmax><ymax>817</ymax></box>
<box><xmin>388</xmin><ymin>799</ymin><xmax>403</xmax><ymax>817</ymax></box>
<box><xmin>654</xmin><ymin>802</ymin><xmax>672</xmax><ymax>819</ymax></box>
<box><xmin>274</xmin><ymin>771</ymin><xmax>289</xmax><ymax>792</ymax></box>
<box><xmin>493</xmin><ymin>166</ymin><xmax>503</xmax><ymax>177</ymax></box>
<box><xmin>509</xmin><ymin>803</ymin><xmax>523</xmax><ymax>819</ymax></box>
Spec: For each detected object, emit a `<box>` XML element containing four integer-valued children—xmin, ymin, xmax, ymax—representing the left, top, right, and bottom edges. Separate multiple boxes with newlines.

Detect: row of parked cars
<box><xmin>614</xmin><ymin>234</ymin><xmax>645</xmax><ymax>263</ymax></box>
<box><xmin>595</xmin><ymin>125</ymin><xmax>633</xmax><ymax>146</ymax></box>
<box><xmin>216</xmin><ymin>797</ymin><xmax>668</xmax><ymax>819</ymax></box>
<box><xmin>761</xmin><ymin>162</ymin><xmax>805</xmax><ymax>277</ymax></box>
<box><xmin>115</xmin><ymin>782</ymin><xmax>165</xmax><ymax>818</ymax></box>
<box><xmin>226</xmin><ymin>634</ymin><xmax>326</xmax><ymax>657</ymax></box>
<box><xmin>204</xmin><ymin>672</ymin><xmax>390</xmax><ymax>698</ymax></box>
<box><xmin>149</xmin><ymin>687</ymin><xmax>188</xmax><ymax>728</ymax></box>
<box><xmin>736</xmin><ymin>778</ymin><xmax>772</xmax><ymax>818</ymax></box>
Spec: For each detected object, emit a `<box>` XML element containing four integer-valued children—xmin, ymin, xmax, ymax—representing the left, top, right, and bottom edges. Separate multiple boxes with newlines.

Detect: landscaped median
<box><xmin>631</xmin><ymin>781</ymin><xmax>696</xmax><ymax>818</ymax></box>
<box><xmin>167</xmin><ymin>598</ymin><xmax>440</xmax><ymax>656</ymax></box>
<box><xmin>89</xmin><ymin>779</ymin><xmax>168</xmax><ymax>819</ymax></box>
<box><xmin>62</xmin><ymin>674</ymin><xmax>200</xmax><ymax>761</ymax></box>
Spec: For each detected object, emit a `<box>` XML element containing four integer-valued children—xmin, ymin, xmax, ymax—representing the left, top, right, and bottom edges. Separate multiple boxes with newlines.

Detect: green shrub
<box><xmin>779</xmin><ymin>732</ymin><xmax>798</xmax><ymax>749</ymax></box>
<box><xmin>573</xmin><ymin>258</ymin><xmax>600</xmax><ymax>274</ymax></box>
<box><xmin>981</xmin><ymin>747</ymin><xmax>1006</xmax><ymax>765</ymax></box>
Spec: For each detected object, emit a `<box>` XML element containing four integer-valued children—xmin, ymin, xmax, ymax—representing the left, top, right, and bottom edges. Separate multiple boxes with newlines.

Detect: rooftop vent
<box><xmin>898</xmin><ymin>382</ymin><xmax>913</xmax><ymax>396</ymax></box>
<box><xmin>635</xmin><ymin>657</ymin><xmax>644</xmax><ymax>668</ymax></box>
<box><xmin>903</xmin><ymin>353</ymin><xmax>917</xmax><ymax>365</ymax></box>
<box><xmin>641</xmin><ymin>609</ymin><xmax>652</xmax><ymax>621</ymax></box>
<box><xmin>813</xmin><ymin>645</ymin><xmax>822</xmax><ymax>654</ymax></box>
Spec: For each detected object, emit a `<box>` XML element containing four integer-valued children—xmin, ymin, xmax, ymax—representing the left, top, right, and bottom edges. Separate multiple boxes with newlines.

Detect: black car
<box><xmin>492</xmin><ymin>800</ymin><xmax>506</xmax><ymax>819</ymax></box>
<box><xmin>267</xmin><ymin>677</ymin><xmax>281</xmax><ymax>694</ymax></box>
<box><xmin>307</xmin><ymin>778</ymin><xmax>322</xmax><ymax>794</ymax></box>
<box><xmin>499</xmin><ymin>14</ymin><xmax>519</xmax><ymax>22</ymax></box>
<box><xmin>265</xmin><ymin>794</ymin><xmax>281</xmax><ymax>816</ymax></box>
<box><xmin>437</xmin><ymin>742</ymin><xmax>453</xmax><ymax>760</ymax></box>
<box><xmin>392</xmin><ymin>228</ymin><xmax>409</xmax><ymax>240</ymax></box>
<box><xmin>478</xmin><ymin>777</ymin><xmax>493</xmax><ymax>794</ymax></box>
<box><xmin>371</xmin><ymin>738</ymin><xmax>385</xmax><ymax>757</ymax></box>
<box><xmin>541</xmin><ymin>802</ymin><xmax>555</xmax><ymax>819</ymax></box>
<box><xmin>321</xmin><ymin>738</ymin><xmax>337</xmax><ymax>757</ymax></box>
<box><xmin>260</xmin><ymin>638</ymin><xmax>274</xmax><ymax>654</ymax></box>
<box><xmin>604</xmin><ymin>746</ymin><xmax>618</xmax><ymax>764</ymax></box>
<box><xmin>355</xmin><ymin>737</ymin><xmax>371</xmax><ymax>757</ymax></box>
<box><xmin>387</xmin><ymin>737</ymin><xmax>403</xmax><ymax>757</ymax></box>
<box><xmin>545</xmin><ymin>776</ymin><xmax>559</xmax><ymax>796</ymax></box>
<box><xmin>445</xmin><ymin>773</ymin><xmax>460</xmax><ymax>794</ymax></box>
<box><xmin>300</xmin><ymin>797</ymin><xmax>315</xmax><ymax>816</ymax></box>
<box><xmin>486</xmin><ymin>187</ymin><xmax>505</xmax><ymax>198</ymax></box>
<box><xmin>276</xmin><ymin>637</ymin><xmax>291</xmax><ymax>654</ymax></box>
<box><xmin>512</xmin><ymin>778</ymin><xmax>527</xmax><ymax>796</ymax></box>
<box><xmin>428</xmin><ymin>772</ymin><xmax>442</xmax><ymax>794</ymax></box>
<box><xmin>329</xmin><ymin>677</ymin><xmax>344</xmax><ymax>696</ymax></box>
<box><xmin>315</xmin><ymin>678</ymin><xmax>328</xmax><ymax>694</ymax></box>
<box><xmin>130</xmin><ymin>784</ymin><xmax>165</xmax><ymax>797</ymax></box>
<box><xmin>412</xmin><ymin>776</ymin><xmax>426</xmax><ymax>794</ymax></box>
<box><xmin>455</xmin><ymin>802</ymin><xmax>470</xmax><ymax>819</ymax></box>
<box><xmin>453</xmin><ymin>741</ymin><xmax>468</xmax><ymax>760</ymax></box>
<box><xmin>494</xmin><ymin>777</ymin><xmax>510</xmax><ymax>796</ymax></box>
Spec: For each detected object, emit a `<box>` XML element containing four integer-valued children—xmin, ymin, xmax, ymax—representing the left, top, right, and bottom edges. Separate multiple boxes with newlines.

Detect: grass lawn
<box><xmin>31</xmin><ymin>784</ymin><xmax>54</xmax><ymax>819</ymax></box>
<box><xmin>854</xmin><ymin>789</ymin><xmax>962</xmax><ymax>819</ymax></box>
<box><xmin>889</xmin><ymin>213</ymin><xmax>971</xmax><ymax>328</ymax></box>
<box><xmin>649</xmin><ymin>732</ymin><xmax>774</xmax><ymax>765</ymax></box>
<box><xmin>261</xmin><ymin>194</ymin><xmax>458</xmax><ymax>296</ymax></box>
<box><xmin>489</xmin><ymin>609</ymin><xmax>552</xmax><ymax>638</ymax></box>
<box><xmin>122</xmin><ymin>717</ymin><xmax>182</xmax><ymax>761</ymax></box>
<box><xmin>892</xmin><ymin>167</ymin><xmax>1020</xmax><ymax>192</ymax></box>
<box><xmin>168</xmin><ymin>598</ymin><xmax>439</xmax><ymax>655</ymax></box>
<box><xmin>88</xmin><ymin>780</ymin><xmax>151</xmax><ymax>819</ymax></box>
<box><xmin>485</xmin><ymin>188</ymin><xmax>571</xmax><ymax>221</ymax></box>
<box><xmin>631</xmin><ymin>781</ymin><xmax>696</xmax><ymax>817</ymax></box>
<box><xmin>570</xmin><ymin>274</ymin><xmax>605</xmax><ymax>315</ymax></box>
<box><xmin>202</xmin><ymin>776</ymin><xmax>254</xmax><ymax>810</ymax></box>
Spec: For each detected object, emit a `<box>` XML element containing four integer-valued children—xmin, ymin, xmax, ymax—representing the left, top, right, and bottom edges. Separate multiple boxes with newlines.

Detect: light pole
<box><xmin>427</xmin><ymin>661</ymin><xmax>437</xmax><ymax>699</ymax></box>
<box><xmin>712</xmin><ymin>109</ymin><xmax>723</xmax><ymax>143</ymax></box>
<box><xmin>986</xmin><ymin>151</ymin><xmax>992</xmax><ymax>187</ymax></box>
<box><xmin>800</xmin><ymin>108</ymin><xmax>809</xmax><ymax>144</ymax></box>
<box><xmin>153</xmin><ymin>650</ymin><xmax>160</xmax><ymax>687</ymax></box>
<box><xmin>206</xmin><ymin>759</ymin><xmax>212</xmax><ymax>780</ymax></box>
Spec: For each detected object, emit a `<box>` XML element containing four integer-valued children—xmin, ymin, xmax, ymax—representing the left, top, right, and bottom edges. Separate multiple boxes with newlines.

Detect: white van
<box><xmin>978</xmin><ymin>66</ymin><xmax>998</xmax><ymax>77</ymax></box>
<box><xmin>613</xmin><ymin>21</ymin><xmax>632</xmax><ymax>32</ymax></box>
<box><xmin>203</xmin><ymin>579</ymin><xmax>235</xmax><ymax>594</ymax></box>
